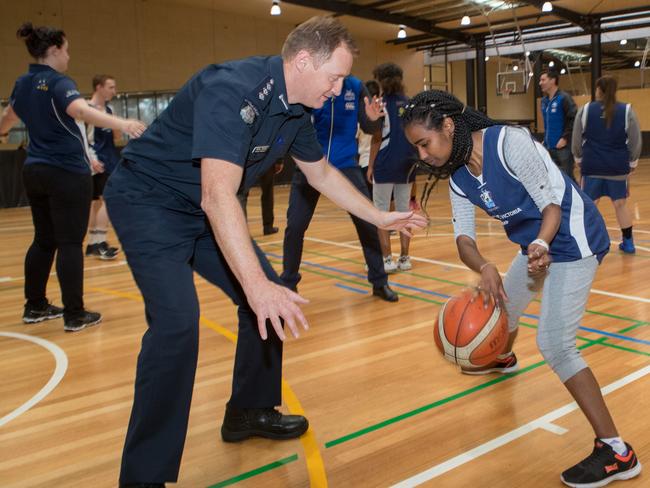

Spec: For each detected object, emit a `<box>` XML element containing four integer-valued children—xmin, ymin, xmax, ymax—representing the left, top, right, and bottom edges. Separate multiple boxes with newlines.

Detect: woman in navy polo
<box><xmin>0</xmin><ymin>23</ymin><xmax>145</xmax><ymax>331</ymax></box>
<box><xmin>572</xmin><ymin>76</ymin><xmax>642</xmax><ymax>254</ymax></box>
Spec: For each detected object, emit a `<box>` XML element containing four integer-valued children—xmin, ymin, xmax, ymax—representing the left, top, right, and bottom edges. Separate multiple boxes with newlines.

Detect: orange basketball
<box><xmin>434</xmin><ymin>289</ymin><xmax>509</xmax><ymax>368</ymax></box>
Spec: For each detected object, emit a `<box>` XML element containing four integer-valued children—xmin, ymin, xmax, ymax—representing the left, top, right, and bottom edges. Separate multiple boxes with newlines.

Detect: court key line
<box><xmin>390</xmin><ymin>364</ymin><xmax>650</xmax><ymax>487</ymax></box>
<box><xmin>302</xmin><ymin>236</ymin><xmax>650</xmax><ymax>305</ymax></box>
<box><xmin>87</xmin><ymin>286</ymin><xmax>328</xmax><ymax>488</ymax></box>
<box><xmin>0</xmin><ymin>332</ymin><xmax>68</xmax><ymax>428</ymax></box>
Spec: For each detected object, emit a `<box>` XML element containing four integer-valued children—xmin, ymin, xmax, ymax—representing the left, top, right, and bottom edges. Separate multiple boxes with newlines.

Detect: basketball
<box><xmin>434</xmin><ymin>289</ymin><xmax>509</xmax><ymax>368</ymax></box>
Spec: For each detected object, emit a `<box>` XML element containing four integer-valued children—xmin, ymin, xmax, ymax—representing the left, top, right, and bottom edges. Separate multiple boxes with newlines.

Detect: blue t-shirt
<box><xmin>10</xmin><ymin>64</ymin><xmax>90</xmax><ymax>173</ymax></box>
<box><xmin>580</xmin><ymin>102</ymin><xmax>630</xmax><ymax>176</ymax></box>
<box><xmin>91</xmin><ymin>104</ymin><xmax>121</xmax><ymax>173</ymax></box>
<box><xmin>450</xmin><ymin>126</ymin><xmax>609</xmax><ymax>263</ymax></box>
<box><xmin>312</xmin><ymin>76</ymin><xmax>375</xmax><ymax>170</ymax></box>
<box><xmin>373</xmin><ymin>93</ymin><xmax>416</xmax><ymax>183</ymax></box>
<box><xmin>122</xmin><ymin>56</ymin><xmax>323</xmax><ymax>207</ymax></box>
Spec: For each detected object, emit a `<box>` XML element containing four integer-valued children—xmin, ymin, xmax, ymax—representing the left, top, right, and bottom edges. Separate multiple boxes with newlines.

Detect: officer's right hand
<box><xmin>122</xmin><ymin>119</ymin><xmax>147</xmax><ymax>139</ymax></box>
<box><xmin>247</xmin><ymin>281</ymin><xmax>310</xmax><ymax>341</ymax></box>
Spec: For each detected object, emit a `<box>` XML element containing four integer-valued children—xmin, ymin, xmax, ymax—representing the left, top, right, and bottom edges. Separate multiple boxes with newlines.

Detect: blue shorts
<box><xmin>581</xmin><ymin>176</ymin><xmax>628</xmax><ymax>201</ymax></box>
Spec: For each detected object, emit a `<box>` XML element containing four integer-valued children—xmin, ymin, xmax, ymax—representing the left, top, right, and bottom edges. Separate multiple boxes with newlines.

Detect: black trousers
<box><xmin>105</xmin><ymin>161</ymin><xmax>284</xmax><ymax>483</ymax></box>
<box><xmin>22</xmin><ymin>163</ymin><xmax>92</xmax><ymax>319</ymax></box>
<box><xmin>548</xmin><ymin>146</ymin><xmax>576</xmax><ymax>182</ymax></box>
<box><xmin>281</xmin><ymin>166</ymin><xmax>387</xmax><ymax>290</ymax></box>
<box><xmin>237</xmin><ymin>165</ymin><xmax>275</xmax><ymax>230</ymax></box>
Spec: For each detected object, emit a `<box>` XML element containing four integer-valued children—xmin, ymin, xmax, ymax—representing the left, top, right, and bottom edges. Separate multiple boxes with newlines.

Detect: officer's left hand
<box><xmin>377</xmin><ymin>210</ymin><xmax>428</xmax><ymax>237</ymax></box>
<box><xmin>364</xmin><ymin>96</ymin><xmax>386</xmax><ymax>121</ymax></box>
<box><xmin>555</xmin><ymin>137</ymin><xmax>567</xmax><ymax>149</ymax></box>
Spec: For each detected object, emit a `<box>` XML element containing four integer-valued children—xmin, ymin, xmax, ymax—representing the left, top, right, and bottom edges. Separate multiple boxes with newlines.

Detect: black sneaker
<box><xmin>561</xmin><ymin>439</ymin><xmax>641</xmax><ymax>487</ymax></box>
<box><xmin>23</xmin><ymin>303</ymin><xmax>64</xmax><ymax>324</ymax></box>
<box><xmin>64</xmin><ymin>311</ymin><xmax>102</xmax><ymax>332</ymax></box>
<box><xmin>221</xmin><ymin>405</ymin><xmax>308</xmax><ymax>442</ymax></box>
<box><xmin>87</xmin><ymin>241</ymin><xmax>119</xmax><ymax>260</ymax></box>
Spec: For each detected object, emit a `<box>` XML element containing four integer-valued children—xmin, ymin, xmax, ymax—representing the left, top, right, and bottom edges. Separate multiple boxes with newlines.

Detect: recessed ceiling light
<box><xmin>461</xmin><ymin>15</ymin><xmax>471</xmax><ymax>26</ymax></box>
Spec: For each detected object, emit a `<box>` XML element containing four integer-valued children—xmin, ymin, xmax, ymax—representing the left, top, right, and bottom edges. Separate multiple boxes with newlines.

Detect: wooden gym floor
<box><xmin>1</xmin><ymin>164</ymin><xmax>649</xmax><ymax>487</ymax></box>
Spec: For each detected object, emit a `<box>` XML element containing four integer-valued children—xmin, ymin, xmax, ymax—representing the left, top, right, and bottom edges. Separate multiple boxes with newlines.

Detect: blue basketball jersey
<box><xmin>449</xmin><ymin>126</ymin><xmax>610</xmax><ymax>263</ymax></box>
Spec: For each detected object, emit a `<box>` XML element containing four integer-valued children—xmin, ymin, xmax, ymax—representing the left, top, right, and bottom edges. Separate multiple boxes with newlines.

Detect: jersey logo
<box><xmin>36</xmin><ymin>79</ymin><xmax>49</xmax><ymax>91</ymax></box>
<box><xmin>480</xmin><ymin>188</ymin><xmax>497</xmax><ymax>209</ymax></box>
<box><xmin>345</xmin><ymin>102</ymin><xmax>355</xmax><ymax>111</ymax></box>
<box><xmin>344</xmin><ymin>89</ymin><xmax>355</xmax><ymax>101</ymax></box>
<box><xmin>252</xmin><ymin>145</ymin><xmax>269</xmax><ymax>154</ymax></box>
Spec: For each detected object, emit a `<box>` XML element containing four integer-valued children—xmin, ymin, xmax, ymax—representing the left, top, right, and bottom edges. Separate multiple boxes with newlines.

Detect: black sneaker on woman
<box><xmin>64</xmin><ymin>311</ymin><xmax>102</xmax><ymax>332</ymax></box>
<box><xmin>22</xmin><ymin>302</ymin><xmax>64</xmax><ymax>324</ymax></box>
<box><xmin>561</xmin><ymin>439</ymin><xmax>641</xmax><ymax>487</ymax></box>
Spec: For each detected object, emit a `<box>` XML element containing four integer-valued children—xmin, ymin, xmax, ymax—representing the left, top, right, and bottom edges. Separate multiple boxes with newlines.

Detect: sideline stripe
<box><xmin>0</xmin><ymin>332</ymin><xmax>68</xmax><ymax>427</ymax></box>
<box><xmin>88</xmin><ymin>286</ymin><xmax>327</xmax><ymax>488</ymax></box>
<box><xmin>335</xmin><ymin>283</ymin><xmax>368</xmax><ymax>294</ymax></box>
<box><xmin>390</xmin><ymin>364</ymin><xmax>650</xmax><ymax>487</ymax></box>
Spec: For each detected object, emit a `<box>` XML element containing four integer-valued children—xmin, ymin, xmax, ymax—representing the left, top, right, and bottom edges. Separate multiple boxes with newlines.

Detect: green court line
<box><xmin>268</xmin><ymin>243</ymin><xmax>648</xmax><ymax>325</ymax></box>
<box><xmin>207</xmin><ymin>454</ymin><xmax>298</xmax><ymax>488</ymax></box>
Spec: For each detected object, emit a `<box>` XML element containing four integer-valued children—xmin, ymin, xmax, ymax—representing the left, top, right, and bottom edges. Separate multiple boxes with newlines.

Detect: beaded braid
<box><xmin>401</xmin><ymin>90</ymin><xmax>496</xmax><ymax>213</ymax></box>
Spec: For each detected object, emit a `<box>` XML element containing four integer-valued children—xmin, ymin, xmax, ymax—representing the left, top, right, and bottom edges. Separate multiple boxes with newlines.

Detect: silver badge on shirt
<box><xmin>240</xmin><ymin>104</ymin><xmax>256</xmax><ymax>124</ymax></box>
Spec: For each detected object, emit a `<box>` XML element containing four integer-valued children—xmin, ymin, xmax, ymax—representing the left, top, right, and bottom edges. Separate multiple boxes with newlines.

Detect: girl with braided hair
<box><xmin>402</xmin><ymin>89</ymin><xmax>641</xmax><ymax>488</ymax></box>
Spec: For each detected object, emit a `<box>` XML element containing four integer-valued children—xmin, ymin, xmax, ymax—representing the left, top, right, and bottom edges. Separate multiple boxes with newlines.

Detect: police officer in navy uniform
<box><xmin>103</xmin><ymin>17</ymin><xmax>427</xmax><ymax>487</ymax></box>
<box><xmin>0</xmin><ymin>23</ymin><xmax>144</xmax><ymax>332</ymax></box>
<box><xmin>282</xmin><ymin>75</ymin><xmax>398</xmax><ymax>301</ymax></box>
<box><xmin>540</xmin><ymin>70</ymin><xmax>577</xmax><ymax>181</ymax></box>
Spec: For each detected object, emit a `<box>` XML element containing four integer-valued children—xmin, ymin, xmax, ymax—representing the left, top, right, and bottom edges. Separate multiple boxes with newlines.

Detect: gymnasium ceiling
<box><xmin>183</xmin><ymin>1</ymin><xmax>650</xmax><ymax>69</ymax></box>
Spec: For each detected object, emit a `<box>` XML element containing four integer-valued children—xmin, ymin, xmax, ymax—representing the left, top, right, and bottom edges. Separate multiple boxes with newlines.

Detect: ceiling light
<box><xmin>513</xmin><ymin>65</ymin><xmax>519</xmax><ymax>71</ymax></box>
<box><xmin>461</xmin><ymin>15</ymin><xmax>471</xmax><ymax>26</ymax></box>
<box><xmin>270</xmin><ymin>0</ymin><xmax>281</xmax><ymax>16</ymax></box>
<box><xmin>526</xmin><ymin>51</ymin><xmax>531</xmax><ymax>56</ymax></box>
<box><xmin>549</xmin><ymin>61</ymin><xmax>555</xmax><ymax>67</ymax></box>
<box><xmin>542</xmin><ymin>2</ymin><xmax>553</xmax><ymax>12</ymax></box>
<box><xmin>635</xmin><ymin>60</ymin><xmax>641</xmax><ymax>67</ymax></box>
<box><xmin>588</xmin><ymin>57</ymin><xmax>592</xmax><ymax>63</ymax></box>
<box><xmin>397</xmin><ymin>25</ymin><xmax>406</xmax><ymax>39</ymax></box>
<box><xmin>560</xmin><ymin>68</ymin><xmax>566</xmax><ymax>74</ymax></box>
<box><xmin>620</xmin><ymin>39</ymin><xmax>627</xmax><ymax>45</ymax></box>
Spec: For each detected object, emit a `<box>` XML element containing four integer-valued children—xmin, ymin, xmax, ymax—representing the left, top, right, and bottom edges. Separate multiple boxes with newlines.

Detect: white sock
<box><xmin>90</xmin><ymin>229</ymin><xmax>107</xmax><ymax>245</ymax></box>
<box><xmin>600</xmin><ymin>437</ymin><xmax>628</xmax><ymax>456</ymax></box>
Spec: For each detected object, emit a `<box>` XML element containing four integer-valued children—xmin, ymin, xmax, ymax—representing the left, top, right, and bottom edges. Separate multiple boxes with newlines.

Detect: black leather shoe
<box><xmin>372</xmin><ymin>284</ymin><xmax>399</xmax><ymax>302</ymax></box>
<box><xmin>263</xmin><ymin>226</ymin><xmax>279</xmax><ymax>235</ymax></box>
<box><xmin>221</xmin><ymin>405</ymin><xmax>308</xmax><ymax>442</ymax></box>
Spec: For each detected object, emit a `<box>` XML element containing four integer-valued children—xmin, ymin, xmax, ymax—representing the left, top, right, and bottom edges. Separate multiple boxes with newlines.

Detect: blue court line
<box><xmin>335</xmin><ymin>283</ymin><xmax>368</xmax><ymax>295</ymax></box>
<box><xmin>265</xmin><ymin>252</ymin><xmax>650</xmax><ymax>347</ymax></box>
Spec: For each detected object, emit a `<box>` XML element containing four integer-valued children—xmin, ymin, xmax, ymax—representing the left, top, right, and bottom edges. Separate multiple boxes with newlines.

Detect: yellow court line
<box><xmin>88</xmin><ymin>285</ymin><xmax>328</xmax><ymax>487</ymax></box>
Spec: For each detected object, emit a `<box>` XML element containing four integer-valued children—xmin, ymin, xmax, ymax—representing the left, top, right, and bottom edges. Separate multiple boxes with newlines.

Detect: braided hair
<box><xmin>401</xmin><ymin>90</ymin><xmax>496</xmax><ymax>212</ymax></box>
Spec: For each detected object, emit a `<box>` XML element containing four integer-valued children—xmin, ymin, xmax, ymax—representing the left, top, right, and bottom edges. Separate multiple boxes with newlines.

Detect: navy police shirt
<box><xmin>10</xmin><ymin>64</ymin><xmax>91</xmax><ymax>173</ymax></box>
<box><xmin>122</xmin><ymin>56</ymin><xmax>323</xmax><ymax>207</ymax></box>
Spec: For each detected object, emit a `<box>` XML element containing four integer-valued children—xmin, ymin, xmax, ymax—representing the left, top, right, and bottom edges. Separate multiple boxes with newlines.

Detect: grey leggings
<box><xmin>503</xmin><ymin>252</ymin><xmax>598</xmax><ymax>382</ymax></box>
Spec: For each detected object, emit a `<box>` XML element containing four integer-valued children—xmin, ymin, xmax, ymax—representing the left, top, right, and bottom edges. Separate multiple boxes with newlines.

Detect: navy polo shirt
<box><xmin>122</xmin><ymin>55</ymin><xmax>323</xmax><ymax>207</ymax></box>
<box><xmin>10</xmin><ymin>64</ymin><xmax>90</xmax><ymax>173</ymax></box>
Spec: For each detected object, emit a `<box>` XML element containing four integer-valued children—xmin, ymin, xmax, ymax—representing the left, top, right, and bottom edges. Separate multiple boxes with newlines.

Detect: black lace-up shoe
<box><xmin>561</xmin><ymin>439</ymin><xmax>641</xmax><ymax>487</ymax></box>
<box><xmin>372</xmin><ymin>284</ymin><xmax>399</xmax><ymax>302</ymax></box>
<box><xmin>64</xmin><ymin>311</ymin><xmax>102</xmax><ymax>332</ymax></box>
<box><xmin>221</xmin><ymin>405</ymin><xmax>308</xmax><ymax>442</ymax></box>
